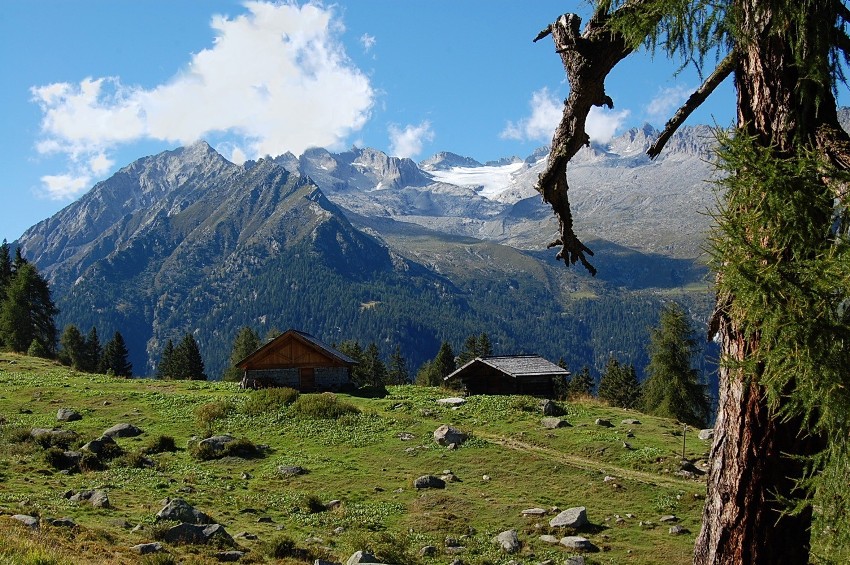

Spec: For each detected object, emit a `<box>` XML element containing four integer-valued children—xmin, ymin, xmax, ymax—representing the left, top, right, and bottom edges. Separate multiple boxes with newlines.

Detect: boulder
<box><xmin>216</xmin><ymin>551</ymin><xmax>245</xmax><ymax>562</ymax></box>
<box><xmin>413</xmin><ymin>475</ymin><xmax>446</xmax><ymax>489</ymax></box>
<box><xmin>81</xmin><ymin>435</ymin><xmax>118</xmax><ymax>455</ymax></box>
<box><xmin>493</xmin><ymin>529</ymin><xmax>520</xmax><ymax>553</ymax></box>
<box><xmin>419</xmin><ymin>545</ymin><xmax>437</xmax><ymax>557</ymax></box>
<box><xmin>56</xmin><ymin>408</ymin><xmax>82</xmax><ymax>422</ymax></box>
<box><xmin>540</xmin><ymin>399</ymin><xmax>564</xmax><ymax>416</ymax></box>
<box><xmin>698</xmin><ymin>428</ymin><xmax>715</xmax><ymax>441</ymax></box>
<box><xmin>594</xmin><ymin>418</ymin><xmax>613</xmax><ymax>427</ymax></box>
<box><xmin>103</xmin><ymin>423</ymin><xmax>143</xmax><ymax>438</ymax></box>
<box><xmin>278</xmin><ymin>465</ymin><xmax>307</xmax><ymax>477</ymax></box>
<box><xmin>69</xmin><ymin>489</ymin><xmax>110</xmax><ymax>508</ymax></box>
<box><xmin>436</xmin><ymin>397</ymin><xmax>466</xmax><ymax>406</ymax></box>
<box><xmin>346</xmin><ymin>550</ymin><xmax>378</xmax><ymax>564</ymax></box>
<box><xmin>541</xmin><ymin>417</ymin><xmax>570</xmax><ymax>429</ymax></box>
<box><xmin>162</xmin><ymin>522</ymin><xmax>233</xmax><ymax>545</ymax></box>
<box><xmin>521</xmin><ymin>507</ymin><xmax>547</xmax><ymax>516</ymax></box>
<box><xmin>669</xmin><ymin>525</ymin><xmax>688</xmax><ymax>535</ymax></box>
<box><xmin>659</xmin><ymin>514</ymin><xmax>678</xmax><ymax>522</ymax></box>
<box><xmin>156</xmin><ymin>498</ymin><xmax>214</xmax><ymax>525</ymax></box>
<box><xmin>621</xmin><ymin>419</ymin><xmax>641</xmax><ymax>425</ymax></box>
<box><xmin>198</xmin><ymin>435</ymin><xmax>235</xmax><ymax>453</ymax></box>
<box><xmin>539</xmin><ymin>534</ymin><xmax>560</xmax><ymax>544</ymax></box>
<box><xmin>559</xmin><ymin>536</ymin><xmax>598</xmax><ymax>551</ymax></box>
<box><xmin>30</xmin><ymin>428</ymin><xmax>79</xmax><ymax>445</ymax></box>
<box><xmin>11</xmin><ymin>514</ymin><xmax>39</xmax><ymax>529</ymax></box>
<box><xmin>131</xmin><ymin>542</ymin><xmax>163</xmax><ymax>555</ymax></box>
<box><xmin>48</xmin><ymin>518</ymin><xmax>77</xmax><ymax>528</ymax></box>
<box><xmin>549</xmin><ymin>506</ymin><xmax>588</xmax><ymax>529</ymax></box>
<box><xmin>433</xmin><ymin>425</ymin><xmax>467</xmax><ymax>446</ymax></box>
<box><xmin>565</xmin><ymin>557</ymin><xmax>587</xmax><ymax>565</ymax></box>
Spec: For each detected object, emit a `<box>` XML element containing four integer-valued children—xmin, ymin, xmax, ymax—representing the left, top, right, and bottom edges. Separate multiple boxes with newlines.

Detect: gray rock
<box><xmin>89</xmin><ymin>489</ymin><xmax>110</xmax><ymax>508</ymax></box>
<box><xmin>103</xmin><ymin>423</ymin><xmax>143</xmax><ymax>438</ymax></box>
<box><xmin>234</xmin><ymin>531</ymin><xmax>258</xmax><ymax>540</ymax></box>
<box><xmin>595</xmin><ymin>418</ymin><xmax>613</xmax><ymax>427</ymax></box>
<box><xmin>131</xmin><ymin>542</ymin><xmax>163</xmax><ymax>555</ymax></box>
<box><xmin>278</xmin><ymin>465</ymin><xmax>307</xmax><ymax>477</ymax></box>
<box><xmin>436</xmin><ymin>397</ymin><xmax>466</xmax><ymax>406</ymax></box>
<box><xmin>433</xmin><ymin>424</ymin><xmax>467</xmax><ymax>446</ymax></box>
<box><xmin>81</xmin><ymin>435</ymin><xmax>118</xmax><ymax>455</ymax></box>
<box><xmin>564</xmin><ymin>557</ymin><xmax>586</xmax><ymax>565</ymax></box>
<box><xmin>541</xmin><ymin>417</ymin><xmax>569</xmax><ymax>429</ymax></box>
<box><xmin>325</xmin><ymin>499</ymin><xmax>341</xmax><ymax>510</ymax></box>
<box><xmin>660</xmin><ymin>514</ymin><xmax>678</xmax><ymax>522</ymax></box>
<box><xmin>156</xmin><ymin>498</ymin><xmax>214</xmax><ymax>525</ymax></box>
<box><xmin>559</xmin><ymin>536</ymin><xmax>598</xmax><ymax>551</ymax></box>
<box><xmin>413</xmin><ymin>475</ymin><xmax>446</xmax><ymax>489</ymax></box>
<box><xmin>56</xmin><ymin>408</ymin><xmax>82</xmax><ymax>422</ymax></box>
<box><xmin>621</xmin><ymin>419</ymin><xmax>642</xmax><ymax>425</ymax></box>
<box><xmin>493</xmin><ymin>529</ymin><xmax>521</xmax><ymax>553</ymax></box>
<box><xmin>162</xmin><ymin>522</ymin><xmax>233</xmax><ymax>545</ymax></box>
<box><xmin>199</xmin><ymin>435</ymin><xmax>235</xmax><ymax>453</ymax></box>
<box><xmin>549</xmin><ymin>506</ymin><xmax>588</xmax><ymax>528</ymax></box>
<box><xmin>11</xmin><ymin>514</ymin><xmax>39</xmax><ymax>529</ymax></box>
<box><xmin>30</xmin><ymin>428</ymin><xmax>79</xmax><ymax>445</ymax></box>
<box><xmin>540</xmin><ymin>399</ymin><xmax>564</xmax><ymax>416</ymax></box>
<box><xmin>521</xmin><ymin>507</ymin><xmax>547</xmax><ymax>516</ymax></box>
<box><xmin>698</xmin><ymin>428</ymin><xmax>715</xmax><ymax>441</ymax></box>
<box><xmin>315</xmin><ymin>560</ymin><xmax>342</xmax><ymax>565</ymax></box>
<box><xmin>419</xmin><ymin>545</ymin><xmax>437</xmax><ymax>557</ymax></box>
<box><xmin>539</xmin><ymin>534</ymin><xmax>560</xmax><ymax>544</ymax></box>
<box><xmin>346</xmin><ymin>550</ymin><xmax>378</xmax><ymax>564</ymax></box>
<box><xmin>216</xmin><ymin>551</ymin><xmax>245</xmax><ymax>562</ymax></box>
<box><xmin>48</xmin><ymin>518</ymin><xmax>77</xmax><ymax>528</ymax></box>
<box><xmin>669</xmin><ymin>525</ymin><xmax>688</xmax><ymax>535</ymax></box>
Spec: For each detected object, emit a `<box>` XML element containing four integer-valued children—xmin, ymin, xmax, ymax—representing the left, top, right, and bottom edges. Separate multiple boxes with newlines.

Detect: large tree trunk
<box><xmin>694</xmin><ymin>2</ymin><xmax>838</xmax><ymax>562</ymax></box>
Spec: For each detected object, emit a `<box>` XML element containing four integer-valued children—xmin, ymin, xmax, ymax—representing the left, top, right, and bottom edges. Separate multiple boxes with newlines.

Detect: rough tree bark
<box><xmin>536</xmin><ymin>1</ymin><xmax>850</xmax><ymax>564</ymax></box>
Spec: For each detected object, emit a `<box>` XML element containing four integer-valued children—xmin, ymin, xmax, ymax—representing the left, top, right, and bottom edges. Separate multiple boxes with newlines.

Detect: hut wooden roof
<box><xmin>236</xmin><ymin>329</ymin><xmax>357</xmax><ymax>369</ymax></box>
<box><xmin>445</xmin><ymin>355</ymin><xmax>569</xmax><ymax>381</ymax></box>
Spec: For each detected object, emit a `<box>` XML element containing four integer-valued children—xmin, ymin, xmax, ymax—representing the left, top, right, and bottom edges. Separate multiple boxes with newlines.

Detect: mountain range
<box><xmin>15</xmin><ymin>123</ymin><xmax>719</xmax><ymax>379</ymax></box>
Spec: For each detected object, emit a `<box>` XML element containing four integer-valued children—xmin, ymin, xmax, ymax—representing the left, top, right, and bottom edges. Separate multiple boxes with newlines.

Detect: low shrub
<box><xmin>118</xmin><ymin>451</ymin><xmax>154</xmax><ymax>469</ymax></box>
<box><xmin>194</xmin><ymin>400</ymin><xmax>234</xmax><ymax>434</ymax></box>
<box><xmin>44</xmin><ymin>447</ymin><xmax>74</xmax><ymax>471</ymax></box>
<box><xmin>78</xmin><ymin>452</ymin><xmax>105</xmax><ymax>473</ymax></box>
<box><xmin>142</xmin><ymin>435</ymin><xmax>177</xmax><ymax>455</ymax></box>
<box><xmin>242</xmin><ymin>387</ymin><xmax>299</xmax><ymax>416</ymax></box>
<box><xmin>189</xmin><ymin>437</ymin><xmax>263</xmax><ymax>461</ymax></box>
<box><xmin>289</xmin><ymin>393</ymin><xmax>359</xmax><ymax>420</ymax></box>
<box><xmin>140</xmin><ymin>554</ymin><xmax>177</xmax><ymax>565</ymax></box>
<box><xmin>262</xmin><ymin>535</ymin><xmax>308</xmax><ymax>559</ymax></box>
<box><xmin>4</xmin><ymin>426</ymin><xmax>33</xmax><ymax>444</ymax></box>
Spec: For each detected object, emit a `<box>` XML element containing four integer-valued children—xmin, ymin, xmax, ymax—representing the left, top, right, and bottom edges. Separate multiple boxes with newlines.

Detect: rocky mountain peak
<box><xmin>419</xmin><ymin>152</ymin><xmax>484</xmax><ymax>171</ymax></box>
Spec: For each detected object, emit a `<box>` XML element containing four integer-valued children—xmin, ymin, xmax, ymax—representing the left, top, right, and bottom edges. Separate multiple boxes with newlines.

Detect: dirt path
<box><xmin>479</xmin><ymin>432</ymin><xmax>702</xmax><ymax>491</ymax></box>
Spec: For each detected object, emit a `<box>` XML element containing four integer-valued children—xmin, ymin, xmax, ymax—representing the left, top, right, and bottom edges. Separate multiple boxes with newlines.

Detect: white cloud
<box><xmin>645</xmin><ymin>85</ymin><xmax>691</xmax><ymax>122</ymax></box>
<box><xmin>388</xmin><ymin>121</ymin><xmax>434</xmax><ymax>158</ymax></box>
<box><xmin>586</xmin><ymin>106</ymin><xmax>630</xmax><ymax>144</ymax></box>
<box><xmin>40</xmin><ymin>173</ymin><xmax>92</xmax><ymax>200</ymax></box>
<box><xmin>360</xmin><ymin>33</ymin><xmax>376</xmax><ymax>52</ymax></box>
<box><xmin>30</xmin><ymin>1</ymin><xmax>374</xmax><ymax>199</ymax></box>
<box><xmin>502</xmin><ymin>87</ymin><xmax>629</xmax><ymax>145</ymax></box>
<box><xmin>501</xmin><ymin>87</ymin><xmax>562</xmax><ymax>142</ymax></box>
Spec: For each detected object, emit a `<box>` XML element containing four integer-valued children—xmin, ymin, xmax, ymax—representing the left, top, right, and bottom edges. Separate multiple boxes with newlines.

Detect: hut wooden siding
<box><xmin>445</xmin><ymin>355</ymin><xmax>569</xmax><ymax>397</ymax></box>
<box><xmin>236</xmin><ymin>330</ymin><xmax>355</xmax><ymax>392</ymax></box>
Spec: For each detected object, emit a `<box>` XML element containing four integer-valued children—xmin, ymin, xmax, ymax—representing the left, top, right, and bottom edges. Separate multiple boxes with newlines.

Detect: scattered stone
<box><xmin>48</xmin><ymin>518</ymin><xmax>77</xmax><ymax>528</ymax></box>
<box><xmin>660</xmin><ymin>515</ymin><xmax>678</xmax><ymax>522</ymax></box>
<box><xmin>278</xmin><ymin>465</ymin><xmax>307</xmax><ymax>477</ymax></box>
<box><xmin>539</xmin><ymin>534</ymin><xmax>560</xmax><ymax>544</ymax></box>
<box><xmin>698</xmin><ymin>429</ymin><xmax>715</xmax><ymax>441</ymax></box>
<box><xmin>325</xmin><ymin>499</ymin><xmax>341</xmax><ymax>510</ymax></box>
<box><xmin>441</xmin><ymin>472</ymin><xmax>460</xmax><ymax>483</ymax></box>
<box><xmin>131</xmin><ymin>524</ymin><xmax>144</xmax><ymax>533</ymax></box>
<box><xmin>436</xmin><ymin>397</ymin><xmax>466</xmax><ymax>406</ymax></box>
<box><xmin>156</xmin><ymin>498</ymin><xmax>214</xmax><ymax>525</ymax></box>
<box><xmin>11</xmin><ymin>514</ymin><xmax>39</xmax><ymax>529</ymax></box>
<box><xmin>414</xmin><ymin>475</ymin><xmax>446</xmax><ymax>489</ymax></box>
<box><xmin>669</xmin><ymin>525</ymin><xmax>689</xmax><ymax>535</ymax></box>
<box><xmin>680</xmin><ymin>460</ymin><xmax>706</xmax><ymax>476</ymax></box>
<box><xmin>198</xmin><ymin>435</ymin><xmax>235</xmax><ymax>453</ymax></box>
<box><xmin>541</xmin><ymin>417</ymin><xmax>570</xmax><ymax>429</ymax></box>
<box><xmin>162</xmin><ymin>522</ymin><xmax>233</xmax><ymax>545</ymax></box>
<box><xmin>56</xmin><ymin>408</ymin><xmax>82</xmax><ymax>422</ymax></box>
<box><xmin>625</xmin><ymin>513</ymin><xmax>635</xmax><ymax>519</ymax></box>
<box><xmin>540</xmin><ymin>399</ymin><xmax>564</xmax><ymax>416</ymax></box>
<box><xmin>216</xmin><ymin>550</ymin><xmax>245</xmax><ymax>562</ymax></box>
<box><xmin>257</xmin><ymin>517</ymin><xmax>273</xmax><ymax>523</ymax></box>
<box><xmin>482</xmin><ymin>475</ymin><xmax>491</xmax><ymax>481</ymax></box>
<box><xmin>235</xmin><ymin>531</ymin><xmax>258</xmax><ymax>540</ymax></box>
<box><xmin>626</xmin><ymin>430</ymin><xmax>635</xmax><ymax>438</ymax></box>
<box><xmin>30</xmin><ymin>428</ymin><xmax>79</xmax><ymax>445</ymax></box>
<box><xmin>102</xmin><ymin>423</ymin><xmax>143</xmax><ymax>438</ymax></box>
<box><xmin>560</xmin><ymin>536</ymin><xmax>598</xmax><ymax>551</ymax></box>
<box><xmin>521</xmin><ymin>507</ymin><xmax>547</xmax><ymax>516</ymax></box>
<box><xmin>621</xmin><ymin>419</ymin><xmax>641</xmax><ymax>425</ymax></box>
<box><xmin>131</xmin><ymin>542</ymin><xmax>163</xmax><ymax>555</ymax></box>
<box><xmin>594</xmin><ymin>418</ymin><xmax>613</xmax><ymax>427</ymax></box>
<box><xmin>603</xmin><ymin>476</ymin><xmax>617</xmax><ymax>482</ymax></box>
<box><xmin>333</xmin><ymin>527</ymin><xmax>345</xmax><ymax>534</ymax></box>
<box><xmin>564</xmin><ymin>557</ymin><xmax>586</xmax><ymax>565</ymax></box>
<box><xmin>89</xmin><ymin>490</ymin><xmax>110</xmax><ymax>508</ymax></box>
<box><xmin>314</xmin><ymin>560</ymin><xmax>341</xmax><ymax>565</ymax></box>
<box><xmin>240</xmin><ymin>472</ymin><xmax>252</xmax><ymax>480</ymax></box>
<box><xmin>346</xmin><ymin>550</ymin><xmax>378</xmax><ymax>564</ymax></box>
<box><xmin>615</xmin><ymin>515</ymin><xmax>625</xmax><ymax>524</ymax></box>
<box><xmin>493</xmin><ymin>529</ymin><xmax>521</xmax><ymax>553</ymax></box>
<box><xmin>397</xmin><ymin>432</ymin><xmax>415</xmax><ymax>441</ymax></box>
<box><xmin>433</xmin><ymin>425</ymin><xmax>467</xmax><ymax>447</ymax></box>
<box><xmin>81</xmin><ymin>435</ymin><xmax>118</xmax><ymax>455</ymax></box>
<box><xmin>549</xmin><ymin>506</ymin><xmax>588</xmax><ymax>529</ymax></box>
<box><xmin>419</xmin><ymin>545</ymin><xmax>437</xmax><ymax>557</ymax></box>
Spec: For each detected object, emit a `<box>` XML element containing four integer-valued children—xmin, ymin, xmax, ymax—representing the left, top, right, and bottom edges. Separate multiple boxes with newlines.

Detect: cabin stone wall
<box><xmin>244</xmin><ymin>368</ymin><xmax>299</xmax><ymax>389</ymax></box>
<box><xmin>315</xmin><ymin>367</ymin><xmax>349</xmax><ymax>389</ymax></box>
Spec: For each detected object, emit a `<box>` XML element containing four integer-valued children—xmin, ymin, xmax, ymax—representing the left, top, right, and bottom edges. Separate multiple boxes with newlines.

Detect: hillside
<box><xmin>0</xmin><ymin>353</ymin><xmax>710</xmax><ymax>564</ymax></box>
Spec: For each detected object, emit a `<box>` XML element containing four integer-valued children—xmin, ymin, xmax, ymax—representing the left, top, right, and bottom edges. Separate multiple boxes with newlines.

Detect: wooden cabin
<box><xmin>444</xmin><ymin>355</ymin><xmax>569</xmax><ymax>397</ymax></box>
<box><xmin>236</xmin><ymin>329</ymin><xmax>356</xmax><ymax>392</ymax></box>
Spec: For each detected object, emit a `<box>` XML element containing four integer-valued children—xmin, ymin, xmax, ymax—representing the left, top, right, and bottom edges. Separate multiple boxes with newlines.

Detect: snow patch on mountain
<box><xmin>429</xmin><ymin>161</ymin><xmax>527</xmax><ymax>199</ymax></box>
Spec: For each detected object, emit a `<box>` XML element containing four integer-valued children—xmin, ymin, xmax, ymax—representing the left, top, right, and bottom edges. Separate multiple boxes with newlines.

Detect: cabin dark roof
<box><xmin>236</xmin><ymin>329</ymin><xmax>357</xmax><ymax>368</ymax></box>
<box><xmin>445</xmin><ymin>355</ymin><xmax>569</xmax><ymax>381</ymax></box>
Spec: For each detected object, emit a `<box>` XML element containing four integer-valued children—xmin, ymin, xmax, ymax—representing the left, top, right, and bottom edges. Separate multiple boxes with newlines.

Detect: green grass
<box><xmin>0</xmin><ymin>352</ymin><xmax>710</xmax><ymax>564</ymax></box>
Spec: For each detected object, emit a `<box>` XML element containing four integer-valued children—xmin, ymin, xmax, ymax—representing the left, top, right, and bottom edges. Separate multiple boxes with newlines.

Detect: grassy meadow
<box><xmin>0</xmin><ymin>353</ymin><xmax>709</xmax><ymax>564</ymax></box>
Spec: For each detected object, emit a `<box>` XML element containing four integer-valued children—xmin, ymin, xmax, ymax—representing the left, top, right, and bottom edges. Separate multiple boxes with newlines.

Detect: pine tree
<box><xmin>597</xmin><ymin>357</ymin><xmax>641</xmax><ymax>409</ymax></box>
<box><xmin>478</xmin><ymin>332</ymin><xmax>492</xmax><ymax>356</ymax></box>
<box><xmin>81</xmin><ymin>326</ymin><xmax>102</xmax><ymax>373</ymax></box>
<box><xmin>223</xmin><ymin>326</ymin><xmax>260</xmax><ymax>382</ymax></box>
<box><xmin>0</xmin><ymin>240</ymin><xmax>11</xmax><ymax>298</ymax></box>
<box><xmin>433</xmin><ymin>341</ymin><xmax>456</xmax><ymax>383</ymax></box>
<box><xmin>457</xmin><ymin>334</ymin><xmax>480</xmax><ymax>366</ymax></box>
<box><xmin>337</xmin><ymin>340</ymin><xmax>366</xmax><ymax>386</ymax></box>
<box><xmin>387</xmin><ymin>345</ymin><xmax>409</xmax><ymax>385</ymax></box>
<box><xmin>59</xmin><ymin>324</ymin><xmax>86</xmax><ymax>369</ymax></box>
<box><xmin>100</xmin><ymin>331</ymin><xmax>132</xmax><ymax>377</ymax></box>
<box><xmin>156</xmin><ymin>339</ymin><xmax>176</xmax><ymax>380</ymax></box>
<box><xmin>415</xmin><ymin>360</ymin><xmax>438</xmax><ymax>387</ymax></box>
<box><xmin>0</xmin><ymin>262</ymin><xmax>57</xmax><ymax>354</ymax></box>
<box><xmin>642</xmin><ymin>304</ymin><xmax>710</xmax><ymax>427</ymax></box>
<box><xmin>174</xmin><ymin>333</ymin><xmax>206</xmax><ymax>381</ymax></box>
<box><xmin>361</xmin><ymin>342</ymin><xmax>387</xmax><ymax>387</ymax></box>
<box><xmin>566</xmin><ymin>365</ymin><xmax>594</xmax><ymax>399</ymax></box>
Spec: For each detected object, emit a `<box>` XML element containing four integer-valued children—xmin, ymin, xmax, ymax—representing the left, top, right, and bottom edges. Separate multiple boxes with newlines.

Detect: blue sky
<box><xmin>0</xmin><ymin>0</ymin><xmax>740</xmax><ymax>243</ymax></box>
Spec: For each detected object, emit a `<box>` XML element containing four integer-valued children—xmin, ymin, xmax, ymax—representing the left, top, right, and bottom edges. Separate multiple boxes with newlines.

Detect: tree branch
<box><xmin>834</xmin><ymin>28</ymin><xmax>850</xmax><ymax>62</ymax></box>
<box><xmin>815</xmin><ymin>122</ymin><xmax>850</xmax><ymax>202</ymax></box>
<box><xmin>647</xmin><ymin>52</ymin><xmax>736</xmax><ymax>159</ymax></box>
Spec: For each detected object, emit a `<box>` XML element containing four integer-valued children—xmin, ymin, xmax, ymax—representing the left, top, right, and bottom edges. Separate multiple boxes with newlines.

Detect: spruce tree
<box><xmin>175</xmin><ymin>333</ymin><xmax>206</xmax><ymax>381</ymax></box>
<box><xmin>642</xmin><ymin>304</ymin><xmax>710</xmax><ymax>427</ymax></box>
<box><xmin>566</xmin><ymin>365</ymin><xmax>594</xmax><ymax>399</ymax></box>
<box><xmin>387</xmin><ymin>345</ymin><xmax>409</xmax><ymax>385</ymax></box>
<box><xmin>337</xmin><ymin>340</ymin><xmax>366</xmax><ymax>386</ymax></box>
<box><xmin>432</xmin><ymin>341</ymin><xmax>456</xmax><ymax>384</ymax></box>
<box><xmin>59</xmin><ymin>324</ymin><xmax>86</xmax><ymax>369</ymax></box>
<box><xmin>597</xmin><ymin>357</ymin><xmax>641</xmax><ymax>409</ymax></box>
<box><xmin>457</xmin><ymin>334</ymin><xmax>480</xmax><ymax>366</ymax></box>
<box><xmin>415</xmin><ymin>360</ymin><xmax>438</xmax><ymax>387</ymax></box>
<box><xmin>100</xmin><ymin>331</ymin><xmax>132</xmax><ymax>377</ymax></box>
<box><xmin>156</xmin><ymin>339</ymin><xmax>176</xmax><ymax>380</ymax></box>
<box><xmin>478</xmin><ymin>332</ymin><xmax>492</xmax><ymax>356</ymax></box>
<box><xmin>0</xmin><ymin>240</ymin><xmax>11</xmax><ymax>298</ymax></box>
<box><xmin>0</xmin><ymin>262</ymin><xmax>57</xmax><ymax>354</ymax></box>
<box><xmin>361</xmin><ymin>342</ymin><xmax>387</xmax><ymax>387</ymax></box>
<box><xmin>81</xmin><ymin>326</ymin><xmax>102</xmax><ymax>373</ymax></box>
<box><xmin>223</xmin><ymin>326</ymin><xmax>260</xmax><ymax>382</ymax></box>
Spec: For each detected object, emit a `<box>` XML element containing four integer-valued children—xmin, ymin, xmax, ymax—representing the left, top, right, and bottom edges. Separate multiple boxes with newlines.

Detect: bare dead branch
<box><xmin>647</xmin><ymin>52</ymin><xmax>736</xmax><ymax>159</ymax></box>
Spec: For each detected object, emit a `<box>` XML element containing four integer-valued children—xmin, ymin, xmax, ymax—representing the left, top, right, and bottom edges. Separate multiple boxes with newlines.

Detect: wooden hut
<box><xmin>444</xmin><ymin>355</ymin><xmax>569</xmax><ymax>397</ymax></box>
<box><xmin>236</xmin><ymin>329</ymin><xmax>356</xmax><ymax>391</ymax></box>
